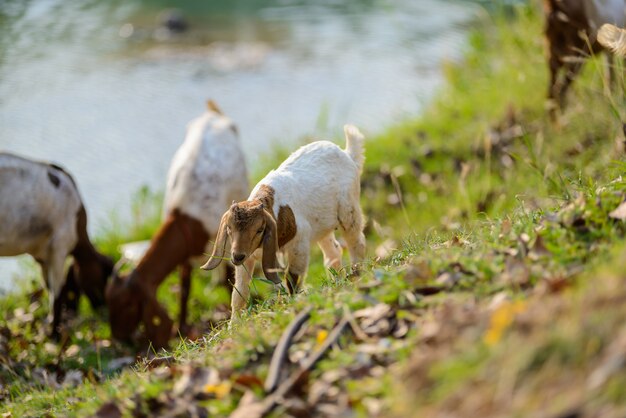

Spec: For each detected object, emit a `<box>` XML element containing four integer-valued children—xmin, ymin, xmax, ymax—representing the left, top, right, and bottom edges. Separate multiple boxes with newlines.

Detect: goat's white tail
<box><xmin>344</xmin><ymin>124</ymin><xmax>365</xmax><ymax>173</ymax></box>
<box><xmin>598</xmin><ymin>24</ymin><xmax>626</xmax><ymax>57</ymax></box>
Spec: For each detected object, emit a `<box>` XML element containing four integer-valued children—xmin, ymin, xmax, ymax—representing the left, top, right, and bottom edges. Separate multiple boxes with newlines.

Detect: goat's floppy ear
<box><xmin>201</xmin><ymin>211</ymin><xmax>230</xmax><ymax>270</ymax></box>
<box><xmin>207</xmin><ymin>99</ymin><xmax>224</xmax><ymax>115</ymax></box>
<box><xmin>261</xmin><ymin>210</ymin><xmax>282</xmax><ymax>284</ymax></box>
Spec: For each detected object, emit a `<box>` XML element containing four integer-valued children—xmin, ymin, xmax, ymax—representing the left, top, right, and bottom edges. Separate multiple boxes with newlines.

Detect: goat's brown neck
<box><xmin>255</xmin><ymin>184</ymin><xmax>275</xmax><ymax>218</ymax></box>
<box><xmin>254</xmin><ymin>184</ymin><xmax>296</xmax><ymax>248</ymax></box>
<box><xmin>130</xmin><ymin>210</ymin><xmax>209</xmax><ymax>294</ymax></box>
<box><xmin>71</xmin><ymin>206</ymin><xmax>100</xmax><ymax>261</ymax></box>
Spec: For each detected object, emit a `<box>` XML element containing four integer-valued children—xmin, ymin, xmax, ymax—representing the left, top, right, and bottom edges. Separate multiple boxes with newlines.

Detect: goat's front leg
<box><xmin>286</xmin><ymin>240</ymin><xmax>310</xmax><ymax>295</ymax></box>
<box><xmin>178</xmin><ymin>261</ymin><xmax>192</xmax><ymax>335</ymax></box>
<box><xmin>58</xmin><ymin>265</ymin><xmax>80</xmax><ymax>315</ymax></box>
<box><xmin>231</xmin><ymin>257</ymin><xmax>256</xmax><ymax>319</ymax></box>
<box><xmin>42</xmin><ymin>253</ymin><xmax>66</xmax><ymax>341</ymax></box>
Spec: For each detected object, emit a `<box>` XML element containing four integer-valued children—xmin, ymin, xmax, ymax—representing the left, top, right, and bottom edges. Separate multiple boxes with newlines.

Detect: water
<box><xmin>0</xmin><ymin>0</ymin><xmax>483</xmax><ymax>290</ymax></box>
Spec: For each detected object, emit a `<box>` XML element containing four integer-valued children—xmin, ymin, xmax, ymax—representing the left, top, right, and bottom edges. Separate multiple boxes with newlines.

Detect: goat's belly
<box><xmin>0</xmin><ymin>239</ymin><xmax>47</xmax><ymax>258</ymax></box>
<box><xmin>0</xmin><ymin>222</ymin><xmax>54</xmax><ymax>258</ymax></box>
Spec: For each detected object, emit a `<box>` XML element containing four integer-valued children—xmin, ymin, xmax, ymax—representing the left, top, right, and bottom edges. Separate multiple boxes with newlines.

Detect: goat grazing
<box><xmin>544</xmin><ymin>0</ymin><xmax>626</xmax><ymax>117</ymax></box>
<box><xmin>202</xmin><ymin>125</ymin><xmax>366</xmax><ymax>319</ymax></box>
<box><xmin>106</xmin><ymin>101</ymin><xmax>249</xmax><ymax>349</ymax></box>
<box><xmin>0</xmin><ymin>152</ymin><xmax>113</xmax><ymax>338</ymax></box>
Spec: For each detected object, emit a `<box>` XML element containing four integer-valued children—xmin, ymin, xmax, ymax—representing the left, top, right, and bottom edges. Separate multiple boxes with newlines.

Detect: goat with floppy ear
<box><xmin>106</xmin><ymin>100</ymin><xmax>248</xmax><ymax>349</ymax></box>
<box><xmin>202</xmin><ymin>125</ymin><xmax>366</xmax><ymax>320</ymax></box>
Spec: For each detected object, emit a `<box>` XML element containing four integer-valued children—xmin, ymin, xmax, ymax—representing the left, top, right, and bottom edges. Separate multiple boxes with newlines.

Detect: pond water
<box><xmin>0</xmin><ymin>0</ymin><xmax>484</xmax><ymax>290</ymax></box>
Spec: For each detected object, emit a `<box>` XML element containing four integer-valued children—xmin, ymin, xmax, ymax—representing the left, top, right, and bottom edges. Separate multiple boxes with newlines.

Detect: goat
<box><xmin>0</xmin><ymin>152</ymin><xmax>113</xmax><ymax>339</ymax></box>
<box><xmin>202</xmin><ymin>125</ymin><xmax>366</xmax><ymax>319</ymax></box>
<box><xmin>544</xmin><ymin>0</ymin><xmax>626</xmax><ymax>117</ymax></box>
<box><xmin>105</xmin><ymin>100</ymin><xmax>249</xmax><ymax>349</ymax></box>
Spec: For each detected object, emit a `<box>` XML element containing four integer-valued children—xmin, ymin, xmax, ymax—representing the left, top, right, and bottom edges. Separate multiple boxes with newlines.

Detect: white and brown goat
<box><xmin>202</xmin><ymin>125</ymin><xmax>366</xmax><ymax>319</ymax></box>
<box><xmin>0</xmin><ymin>152</ymin><xmax>113</xmax><ymax>339</ymax></box>
<box><xmin>105</xmin><ymin>101</ymin><xmax>249</xmax><ymax>349</ymax></box>
<box><xmin>544</xmin><ymin>0</ymin><xmax>626</xmax><ymax>117</ymax></box>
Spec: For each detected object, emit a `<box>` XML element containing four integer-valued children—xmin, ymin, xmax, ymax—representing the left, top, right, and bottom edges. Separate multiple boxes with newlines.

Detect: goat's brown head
<box><xmin>70</xmin><ymin>252</ymin><xmax>114</xmax><ymax>309</ymax></box>
<box><xmin>105</xmin><ymin>271</ymin><xmax>142</xmax><ymax>343</ymax></box>
<box><xmin>106</xmin><ymin>269</ymin><xmax>174</xmax><ymax>349</ymax></box>
<box><xmin>201</xmin><ymin>201</ymin><xmax>282</xmax><ymax>284</ymax></box>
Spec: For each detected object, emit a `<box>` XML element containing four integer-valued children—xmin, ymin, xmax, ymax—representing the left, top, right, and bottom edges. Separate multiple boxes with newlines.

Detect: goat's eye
<box><xmin>257</xmin><ymin>227</ymin><xmax>264</xmax><ymax>235</ymax></box>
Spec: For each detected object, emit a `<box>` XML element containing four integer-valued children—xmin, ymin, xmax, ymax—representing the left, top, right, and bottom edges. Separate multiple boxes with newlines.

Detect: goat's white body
<box><xmin>0</xmin><ymin>153</ymin><xmax>82</xmax><ymax>302</ymax></box>
<box><xmin>585</xmin><ymin>0</ymin><xmax>626</xmax><ymax>30</ymax></box>
<box><xmin>251</xmin><ymin>140</ymin><xmax>361</xmax><ymax>246</ymax></box>
<box><xmin>163</xmin><ymin>111</ymin><xmax>249</xmax><ymax>242</ymax></box>
<box><xmin>231</xmin><ymin>126</ymin><xmax>366</xmax><ymax>316</ymax></box>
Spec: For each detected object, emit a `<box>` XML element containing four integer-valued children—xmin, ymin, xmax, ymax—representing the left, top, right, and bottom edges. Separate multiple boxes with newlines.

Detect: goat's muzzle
<box><xmin>232</xmin><ymin>253</ymin><xmax>246</xmax><ymax>265</ymax></box>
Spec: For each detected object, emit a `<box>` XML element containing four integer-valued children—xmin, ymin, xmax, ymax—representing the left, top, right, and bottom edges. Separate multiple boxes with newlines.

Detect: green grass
<box><xmin>3</xmin><ymin>2</ymin><xmax>626</xmax><ymax>416</ymax></box>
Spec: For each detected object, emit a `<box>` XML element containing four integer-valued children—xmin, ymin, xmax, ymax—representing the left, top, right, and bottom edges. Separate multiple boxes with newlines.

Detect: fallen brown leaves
<box><xmin>92</xmin><ymin>296</ymin><xmax>422</xmax><ymax>418</ymax></box>
<box><xmin>397</xmin><ymin>249</ymin><xmax>626</xmax><ymax>418</ymax></box>
<box><xmin>0</xmin><ymin>288</ymin><xmax>139</xmax><ymax>405</ymax></box>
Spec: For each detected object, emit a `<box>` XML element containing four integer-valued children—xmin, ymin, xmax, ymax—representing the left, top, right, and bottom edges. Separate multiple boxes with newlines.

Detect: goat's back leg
<box><xmin>317</xmin><ymin>232</ymin><xmax>342</xmax><ymax>270</ymax></box>
<box><xmin>178</xmin><ymin>261</ymin><xmax>192</xmax><ymax>336</ymax></box>
<box><xmin>58</xmin><ymin>266</ymin><xmax>81</xmax><ymax>315</ymax></box>
<box><xmin>285</xmin><ymin>239</ymin><xmax>310</xmax><ymax>295</ymax></box>
<box><xmin>338</xmin><ymin>202</ymin><xmax>366</xmax><ymax>275</ymax></box>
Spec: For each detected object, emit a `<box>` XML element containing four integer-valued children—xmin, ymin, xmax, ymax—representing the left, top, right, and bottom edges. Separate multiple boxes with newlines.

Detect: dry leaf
<box><xmin>64</xmin><ymin>344</ymin><xmax>80</xmax><ymax>357</ymax></box>
<box><xmin>233</xmin><ymin>374</ymin><xmax>263</xmax><ymax>390</ymax></box>
<box><xmin>202</xmin><ymin>381</ymin><xmax>231</xmax><ymax>399</ymax></box>
<box><xmin>106</xmin><ymin>357</ymin><xmax>134</xmax><ymax>372</ymax></box>
<box><xmin>94</xmin><ymin>402</ymin><xmax>122</xmax><ymax>418</ymax></box>
<box><xmin>316</xmin><ymin>330</ymin><xmax>329</xmax><ymax>346</ymax></box>
<box><xmin>62</xmin><ymin>370</ymin><xmax>83</xmax><ymax>387</ymax></box>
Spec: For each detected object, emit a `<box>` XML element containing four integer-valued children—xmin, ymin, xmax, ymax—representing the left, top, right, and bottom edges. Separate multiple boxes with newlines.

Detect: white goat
<box><xmin>202</xmin><ymin>125</ymin><xmax>366</xmax><ymax>318</ymax></box>
<box><xmin>0</xmin><ymin>152</ymin><xmax>113</xmax><ymax>338</ymax></box>
<box><xmin>106</xmin><ymin>100</ymin><xmax>249</xmax><ymax>347</ymax></box>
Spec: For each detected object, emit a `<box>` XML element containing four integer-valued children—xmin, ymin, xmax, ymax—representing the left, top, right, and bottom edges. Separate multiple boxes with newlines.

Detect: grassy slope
<box><xmin>3</xmin><ymin>2</ymin><xmax>626</xmax><ymax>416</ymax></box>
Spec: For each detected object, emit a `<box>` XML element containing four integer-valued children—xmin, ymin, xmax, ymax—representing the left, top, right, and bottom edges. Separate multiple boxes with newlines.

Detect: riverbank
<box><xmin>3</xmin><ymin>2</ymin><xmax>626</xmax><ymax>416</ymax></box>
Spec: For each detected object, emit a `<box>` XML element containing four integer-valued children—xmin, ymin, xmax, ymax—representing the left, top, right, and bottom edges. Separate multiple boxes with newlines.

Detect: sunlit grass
<box><xmin>3</xmin><ymin>2</ymin><xmax>626</xmax><ymax>416</ymax></box>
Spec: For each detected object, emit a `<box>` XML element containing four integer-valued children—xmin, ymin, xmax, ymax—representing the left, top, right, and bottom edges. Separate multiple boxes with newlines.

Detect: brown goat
<box><xmin>106</xmin><ymin>210</ymin><xmax>234</xmax><ymax>349</ymax></box>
